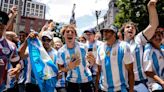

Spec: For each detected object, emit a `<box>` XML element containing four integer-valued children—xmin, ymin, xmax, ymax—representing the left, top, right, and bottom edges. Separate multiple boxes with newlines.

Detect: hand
<box><xmin>57</xmin><ymin>71</ymin><xmax>63</xmax><ymax>79</ymax></box>
<box><xmin>8</xmin><ymin>67</ymin><xmax>20</xmax><ymax>77</ymax></box>
<box><xmin>68</xmin><ymin>58</ymin><xmax>81</xmax><ymax>70</ymax></box>
<box><xmin>27</xmin><ymin>32</ymin><xmax>38</xmax><ymax>39</ymax></box>
<box><xmin>86</xmin><ymin>52</ymin><xmax>96</xmax><ymax>66</ymax></box>
<box><xmin>148</xmin><ymin>0</ymin><xmax>158</xmax><ymax>6</ymax></box>
<box><xmin>161</xmin><ymin>81</ymin><xmax>164</xmax><ymax>89</ymax></box>
<box><xmin>41</xmin><ymin>24</ymin><xmax>49</xmax><ymax>31</ymax></box>
<box><xmin>10</xmin><ymin>5</ymin><xmax>18</xmax><ymax>17</ymax></box>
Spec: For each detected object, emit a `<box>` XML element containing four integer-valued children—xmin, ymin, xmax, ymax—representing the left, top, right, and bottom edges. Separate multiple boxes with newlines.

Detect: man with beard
<box><xmin>143</xmin><ymin>28</ymin><xmax>164</xmax><ymax>91</ymax></box>
<box><xmin>119</xmin><ymin>0</ymin><xmax>159</xmax><ymax>91</ymax></box>
<box><xmin>41</xmin><ymin>31</ymin><xmax>66</xmax><ymax>92</ymax></box>
<box><xmin>57</xmin><ymin>24</ymin><xmax>94</xmax><ymax>92</ymax></box>
<box><xmin>95</xmin><ymin>25</ymin><xmax>134</xmax><ymax>92</ymax></box>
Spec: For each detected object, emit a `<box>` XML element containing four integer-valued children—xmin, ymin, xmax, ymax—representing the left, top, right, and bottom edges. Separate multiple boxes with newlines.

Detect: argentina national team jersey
<box><xmin>143</xmin><ymin>43</ymin><xmax>164</xmax><ymax>82</ymax></box>
<box><xmin>48</xmin><ymin>48</ymin><xmax>65</xmax><ymax>87</ymax></box>
<box><xmin>96</xmin><ymin>41</ymin><xmax>134</xmax><ymax>92</ymax></box>
<box><xmin>24</xmin><ymin>48</ymin><xmax>37</xmax><ymax>84</ymax></box>
<box><xmin>85</xmin><ymin>40</ymin><xmax>103</xmax><ymax>75</ymax></box>
<box><xmin>129</xmin><ymin>32</ymin><xmax>148</xmax><ymax>81</ymax></box>
<box><xmin>57</xmin><ymin>42</ymin><xmax>92</xmax><ymax>83</ymax></box>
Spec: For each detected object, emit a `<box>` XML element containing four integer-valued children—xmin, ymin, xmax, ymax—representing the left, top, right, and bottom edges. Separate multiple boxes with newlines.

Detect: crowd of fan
<box><xmin>0</xmin><ymin>0</ymin><xmax>164</xmax><ymax>92</ymax></box>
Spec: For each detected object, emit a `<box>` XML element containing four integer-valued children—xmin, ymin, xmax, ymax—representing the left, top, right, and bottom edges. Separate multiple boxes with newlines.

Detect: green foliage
<box><xmin>114</xmin><ymin>0</ymin><xmax>164</xmax><ymax>31</ymax></box>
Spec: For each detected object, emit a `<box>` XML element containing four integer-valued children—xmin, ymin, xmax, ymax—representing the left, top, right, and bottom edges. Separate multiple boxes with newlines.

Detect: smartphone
<box><xmin>88</xmin><ymin>48</ymin><xmax>93</xmax><ymax>52</ymax></box>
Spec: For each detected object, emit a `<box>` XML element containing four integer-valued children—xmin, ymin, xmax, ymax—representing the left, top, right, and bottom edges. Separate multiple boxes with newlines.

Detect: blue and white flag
<box><xmin>27</xmin><ymin>38</ymin><xmax>58</xmax><ymax>92</ymax></box>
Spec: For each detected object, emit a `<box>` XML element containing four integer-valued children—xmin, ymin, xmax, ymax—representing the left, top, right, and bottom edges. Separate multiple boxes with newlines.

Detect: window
<box><xmin>40</xmin><ymin>5</ymin><xmax>43</xmax><ymax>9</ymax></box>
<box><xmin>10</xmin><ymin>0</ymin><xmax>14</xmax><ymax>4</ymax></box>
<box><xmin>36</xmin><ymin>5</ymin><xmax>39</xmax><ymax>9</ymax></box>
<box><xmin>26</xmin><ymin>12</ymin><xmax>29</xmax><ymax>16</ymax></box>
<box><xmin>31</xmin><ymin>12</ymin><xmax>34</xmax><ymax>16</ymax></box>
<box><xmin>40</xmin><ymin>10</ymin><xmax>43</xmax><ymax>13</ymax></box>
<box><xmin>9</xmin><ymin>4</ymin><xmax>13</xmax><ymax>8</ymax></box>
<box><xmin>35</xmin><ymin>13</ymin><xmax>38</xmax><ymax>16</ymax></box>
<box><xmin>39</xmin><ymin>14</ymin><xmax>42</xmax><ymax>17</ymax></box>
<box><xmin>27</xmin><ymin>8</ymin><xmax>30</xmax><ymax>11</ymax></box>
<box><xmin>15</xmin><ymin>0</ymin><xmax>18</xmax><ymax>5</ymax></box>
<box><xmin>27</xmin><ymin>3</ymin><xmax>30</xmax><ymax>7</ymax></box>
<box><xmin>31</xmin><ymin>9</ymin><xmax>34</xmax><ymax>13</ymax></box>
<box><xmin>4</xmin><ymin>4</ymin><xmax>8</xmax><ymax>7</ymax></box>
<box><xmin>32</xmin><ymin>4</ymin><xmax>35</xmax><ymax>8</ymax></box>
<box><xmin>35</xmin><ymin>10</ymin><xmax>38</xmax><ymax>13</ymax></box>
<box><xmin>5</xmin><ymin>0</ymin><xmax>8</xmax><ymax>3</ymax></box>
<box><xmin>3</xmin><ymin>8</ymin><xmax>8</xmax><ymax>13</ymax></box>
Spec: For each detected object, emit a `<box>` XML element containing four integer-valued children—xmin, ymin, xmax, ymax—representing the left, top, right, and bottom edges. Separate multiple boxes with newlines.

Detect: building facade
<box><xmin>0</xmin><ymin>0</ymin><xmax>46</xmax><ymax>19</ymax></box>
<box><xmin>0</xmin><ymin>0</ymin><xmax>47</xmax><ymax>33</ymax></box>
<box><xmin>18</xmin><ymin>16</ymin><xmax>48</xmax><ymax>33</ymax></box>
<box><xmin>24</xmin><ymin>0</ymin><xmax>46</xmax><ymax>19</ymax></box>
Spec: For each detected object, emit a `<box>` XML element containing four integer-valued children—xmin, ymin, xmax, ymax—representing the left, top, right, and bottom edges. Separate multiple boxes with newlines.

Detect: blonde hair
<box><xmin>60</xmin><ymin>24</ymin><xmax>77</xmax><ymax>36</ymax></box>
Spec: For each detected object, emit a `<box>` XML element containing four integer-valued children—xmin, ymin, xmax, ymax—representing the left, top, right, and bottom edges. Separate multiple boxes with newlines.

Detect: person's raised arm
<box><xmin>143</xmin><ymin>0</ymin><xmax>159</xmax><ymax>40</ymax></box>
<box><xmin>19</xmin><ymin>32</ymin><xmax>37</xmax><ymax>59</ymax></box>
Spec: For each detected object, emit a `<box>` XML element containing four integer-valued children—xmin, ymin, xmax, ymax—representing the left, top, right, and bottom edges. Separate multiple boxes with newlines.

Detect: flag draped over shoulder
<box><xmin>27</xmin><ymin>38</ymin><xmax>58</xmax><ymax>92</ymax></box>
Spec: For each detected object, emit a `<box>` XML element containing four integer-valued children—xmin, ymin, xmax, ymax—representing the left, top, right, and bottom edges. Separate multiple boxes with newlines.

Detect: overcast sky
<box><xmin>35</xmin><ymin>0</ymin><xmax>110</xmax><ymax>36</ymax></box>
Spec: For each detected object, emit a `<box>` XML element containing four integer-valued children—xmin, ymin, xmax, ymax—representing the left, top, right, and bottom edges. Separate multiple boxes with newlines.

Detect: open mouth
<box><xmin>67</xmin><ymin>37</ymin><xmax>73</xmax><ymax>40</ymax></box>
<box><xmin>128</xmin><ymin>31</ymin><xmax>133</xmax><ymax>34</ymax></box>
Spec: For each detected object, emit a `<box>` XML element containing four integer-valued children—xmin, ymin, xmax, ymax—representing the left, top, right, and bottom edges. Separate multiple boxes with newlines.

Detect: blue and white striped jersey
<box><xmin>24</xmin><ymin>47</ymin><xmax>37</xmax><ymax>84</ymax></box>
<box><xmin>57</xmin><ymin>42</ymin><xmax>92</xmax><ymax>83</ymax></box>
<box><xmin>85</xmin><ymin>40</ymin><xmax>103</xmax><ymax>75</ymax></box>
<box><xmin>129</xmin><ymin>32</ymin><xmax>148</xmax><ymax>81</ymax></box>
<box><xmin>48</xmin><ymin>48</ymin><xmax>65</xmax><ymax>87</ymax></box>
<box><xmin>143</xmin><ymin>43</ymin><xmax>164</xmax><ymax>83</ymax></box>
<box><xmin>96</xmin><ymin>41</ymin><xmax>134</xmax><ymax>92</ymax></box>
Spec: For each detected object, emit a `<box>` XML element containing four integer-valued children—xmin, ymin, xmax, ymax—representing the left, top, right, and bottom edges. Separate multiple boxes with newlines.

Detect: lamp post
<box><xmin>95</xmin><ymin>10</ymin><xmax>101</xmax><ymax>31</ymax></box>
<box><xmin>15</xmin><ymin>0</ymin><xmax>22</xmax><ymax>34</ymax></box>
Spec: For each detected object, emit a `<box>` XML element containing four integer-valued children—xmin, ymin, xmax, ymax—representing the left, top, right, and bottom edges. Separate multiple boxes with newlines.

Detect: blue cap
<box><xmin>0</xmin><ymin>11</ymin><xmax>9</xmax><ymax>25</ymax></box>
<box><xmin>84</xmin><ymin>28</ymin><xmax>96</xmax><ymax>34</ymax></box>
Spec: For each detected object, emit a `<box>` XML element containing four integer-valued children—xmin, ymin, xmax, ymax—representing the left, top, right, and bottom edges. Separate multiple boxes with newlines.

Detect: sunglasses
<box><xmin>42</xmin><ymin>37</ymin><xmax>51</xmax><ymax>42</ymax></box>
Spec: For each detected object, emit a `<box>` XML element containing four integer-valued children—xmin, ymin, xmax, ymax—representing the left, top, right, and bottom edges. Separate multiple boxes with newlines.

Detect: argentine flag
<box><xmin>27</xmin><ymin>38</ymin><xmax>58</xmax><ymax>92</ymax></box>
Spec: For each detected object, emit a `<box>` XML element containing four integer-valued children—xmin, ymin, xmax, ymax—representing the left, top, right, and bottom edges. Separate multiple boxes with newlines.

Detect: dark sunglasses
<box><xmin>42</xmin><ymin>37</ymin><xmax>52</xmax><ymax>42</ymax></box>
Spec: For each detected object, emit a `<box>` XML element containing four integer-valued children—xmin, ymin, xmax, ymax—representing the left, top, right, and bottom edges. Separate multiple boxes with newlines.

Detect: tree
<box><xmin>114</xmin><ymin>0</ymin><xmax>164</xmax><ymax>31</ymax></box>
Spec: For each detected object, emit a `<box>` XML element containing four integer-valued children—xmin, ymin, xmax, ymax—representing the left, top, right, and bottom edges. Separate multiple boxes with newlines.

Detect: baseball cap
<box><xmin>84</xmin><ymin>28</ymin><xmax>96</xmax><ymax>34</ymax></box>
<box><xmin>42</xmin><ymin>31</ymin><xmax>53</xmax><ymax>40</ymax></box>
<box><xmin>100</xmin><ymin>25</ymin><xmax>118</xmax><ymax>33</ymax></box>
<box><xmin>0</xmin><ymin>11</ymin><xmax>9</xmax><ymax>25</ymax></box>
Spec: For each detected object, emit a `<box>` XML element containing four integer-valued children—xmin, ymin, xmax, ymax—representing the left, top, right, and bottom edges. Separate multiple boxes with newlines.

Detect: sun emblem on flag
<box><xmin>100</xmin><ymin>52</ymin><xmax>105</xmax><ymax>57</ymax></box>
<box><xmin>106</xmin><ymin>51</ymin><xmax>110</xmax><ymax>57</ymax></box>
<box><xmin>66</xmin><ymin>56</ymin><xmax>70</xmax><ymax>60</ymax></box>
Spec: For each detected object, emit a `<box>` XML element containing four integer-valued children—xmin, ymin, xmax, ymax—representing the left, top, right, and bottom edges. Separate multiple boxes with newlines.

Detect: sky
<box><xmin>35</xmin><ymin>0</ymin><xmax>110</xmax><ymax>36</ymax></box>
